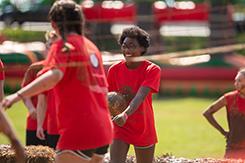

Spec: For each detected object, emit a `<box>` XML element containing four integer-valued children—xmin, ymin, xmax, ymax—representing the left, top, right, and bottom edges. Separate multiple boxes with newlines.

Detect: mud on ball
<box><xmin>107</xmin><ymin>92</ymin><xmax>127</xmax><ymax>117</ymax></box>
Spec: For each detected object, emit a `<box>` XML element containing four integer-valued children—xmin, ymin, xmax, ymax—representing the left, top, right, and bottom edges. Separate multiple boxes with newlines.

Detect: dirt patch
<box><xmin>1</xmin><ymin>145</ymin><xmax>245</xmax><ymax>163</ymax></box>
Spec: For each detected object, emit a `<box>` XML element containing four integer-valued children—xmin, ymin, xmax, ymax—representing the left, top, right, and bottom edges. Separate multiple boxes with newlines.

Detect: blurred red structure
<box><xmin>81</xmin><ymin>0</ymin><xmax>136</xmax><ymax>22</ymax></box>
<box><xmin>81</xmin><ymin>1</ymin><xmax>210</xmax><ymax>24</ymax></box>
<box><xmin>153</xmin><ymin>1</ymin><xmax>209</xmax><ymax>25</ymax></box>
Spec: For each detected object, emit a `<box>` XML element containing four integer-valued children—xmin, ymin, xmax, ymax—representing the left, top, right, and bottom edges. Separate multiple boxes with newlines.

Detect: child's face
<box><xmin>121</xmin><ymin>37</ymin><xmax>144</xmax><ymax>60</ymax></box>
<box><xmin>234</xmin><ymin>73</ymin><xmax>245</xmax><ymax>92</ymax></box>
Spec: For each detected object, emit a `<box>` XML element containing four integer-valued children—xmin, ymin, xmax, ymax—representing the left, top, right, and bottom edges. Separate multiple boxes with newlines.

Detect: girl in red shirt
<box><xmin>36</xmin><ymin>30</ymin><xmax>60</xmax><ymax>149</ymax></box>
<box><xmin>204</xmin><ymin>68</ymin><xmax>245</xmax><ymax>159</ymax></box>
<box><xmin>21</xmin><ymin>61</ymin><xmax>48</xmax><ymax>146</ymax></box>
<box><xmin>2</xmin><ymin>1</ymin><xmax>113</xmax><ymax>163</ymax></box>
<box><xmin>107</xmin><ymin>26</ymin><xmax>161</xmax><ymax>163</ymax></box>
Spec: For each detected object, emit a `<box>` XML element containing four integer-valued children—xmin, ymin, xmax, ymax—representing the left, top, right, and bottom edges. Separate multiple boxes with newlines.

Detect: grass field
<box><xmin>0</xmin><ymin>97</ymin><xmax>228</xmax><ymax>159</ymax></box>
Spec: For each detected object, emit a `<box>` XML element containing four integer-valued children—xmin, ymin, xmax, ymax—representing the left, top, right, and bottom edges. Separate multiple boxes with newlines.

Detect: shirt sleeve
<box><xmin>141</xmin><ymin>64</ymin><xmax>161</xmax><ymax>93</ymax></box>
<box><xmin>43</xmin><ymin>43</ymin><xmax>68</xmax><ymax>74</ymax></box>
<box><xmin>107</xmin><ymin>66</ymin><xmax>116</xmax><ymax>92</ymax></box>
<box><xmin>0</xmin><ymin>59</ymin><xmax>5</xmax><ymax>80</ymax></box>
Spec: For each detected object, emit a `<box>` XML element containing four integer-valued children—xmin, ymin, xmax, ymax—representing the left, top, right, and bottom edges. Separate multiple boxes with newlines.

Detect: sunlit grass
<box><xmin>0</xmin><ymin>97</ymin><xmax>227</xmax><ymax>158</ymax></box>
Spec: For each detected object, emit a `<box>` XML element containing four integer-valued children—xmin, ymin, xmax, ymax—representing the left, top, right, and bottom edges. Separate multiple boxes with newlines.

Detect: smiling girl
<box><xmin>107</xmin><ymin>26</ymin><xmax>161</xmax><ymax>163</ymax></box>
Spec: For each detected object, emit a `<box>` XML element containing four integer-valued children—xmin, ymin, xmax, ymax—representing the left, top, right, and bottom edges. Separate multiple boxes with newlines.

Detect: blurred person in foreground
<box><xmin>107</xmin><ymin>26</ymin><xmax>161</xmax><ymax>163</ymax></box>
<box><xmin>204</xmin><ymin>68</ymin><xmax>245</xmax><ymax>159</ymax></box>
<box><xmin>0</xmin><ymin>109</ymin><xmax>25</xmax><ymax>163</ymax></box>
<box><xmin>1</xmin><ymin>0</ymin><xmax>113</xmax><ymax>163</ymax></box>
<box><xmin>0</xmin><ymin>59</ymin><xmax>25</xmax><ymax>163</ymax></box>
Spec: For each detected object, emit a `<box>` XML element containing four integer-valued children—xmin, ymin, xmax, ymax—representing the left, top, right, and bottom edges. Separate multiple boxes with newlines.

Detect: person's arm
<box><xmin>36</xmin><ymin>94</ymin><xmax>47</xmax><ymax>140</ymax></box>
<box><xmin>23</xmin><ymin>98</ymin><xmax>36</xmax><ymax>119</ymax></box>
<box><xmin>2</xmin><ymin>69</ymin><xmax>63</xmax><ymax>109</ymax></box>
<box><xmin>0</xmin><ymin>109</ymin><xmax>25</xmax><ymax>163</ymax></box>
<box><xmin>112</xmin><ymin>86</ymin><xmax>150</xmax><ymax>127</ymax></box>
<box><xmin>0</xmin><ymin>80</ymin><xmax>4</xmax><ymax>101</ymax></box>
<box><xmin>203</xmin><ymin>96</ymin><xmax>228</xmax><ymax>137</ymax></box>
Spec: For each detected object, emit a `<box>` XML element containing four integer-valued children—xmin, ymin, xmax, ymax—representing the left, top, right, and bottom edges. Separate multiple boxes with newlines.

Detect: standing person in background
<box><xmin>36</xmin><ymin>30</ymin><xmax>60</xmax><ymax>149</ymax></box>
<box><xmin>204</xmin><ymin>68</ymin><xmax>245</xmax><ymax>159</ymax></box>
<box><xmin>21</xmin><ymin>61</ymin><xmax>47</xmax><ymax>146</ymax></box>
<box><xmin>0</xmin><ymin>60</ymin><xmax>25</xmax><ymax>163</ymax></box>
<box><xmin>107</xmin><ymin>26</ymin><xmax>161</xmax><ymax>163</ymax></box>
<box><xmin>1</xmin><ymin>1</ymin><xmax>113</xmax><ymax>163</ymax></box>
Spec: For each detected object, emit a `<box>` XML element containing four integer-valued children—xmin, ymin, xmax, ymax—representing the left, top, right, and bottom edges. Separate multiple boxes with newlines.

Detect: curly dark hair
<box><xmin>48</xmin><ymin>0</ymin><xmax>84</xmax><ymax>39</ymax></box>
<box><xmin>118</xmin><ymin>26</ymin><xmax>150</xmax><ymax>55</ymax></box>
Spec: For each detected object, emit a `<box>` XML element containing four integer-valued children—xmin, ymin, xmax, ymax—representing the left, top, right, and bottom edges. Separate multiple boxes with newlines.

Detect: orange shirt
<box><xmin>44</xmin><ymin>34</ymin><xmax>113</xmax><ymax>150</ymax></box>
<box><xmin>107</xmin><ymin>60</ymin><xmax>161</xmax><ymax>146</ymax></box>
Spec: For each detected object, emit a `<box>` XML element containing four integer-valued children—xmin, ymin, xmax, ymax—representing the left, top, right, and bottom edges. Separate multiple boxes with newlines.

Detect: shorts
<box><xmin>26</xmin><ymin>130</ymin><xmax>47</xmax><ymax>146</ymax></box>
<box><xmin>56</xmin><ymin>145</ymin><xmax>109</xmax><ymax>160</ymax></box>
<box><xmin>47</xmin><ymin>134</ymin><xmax>60</xmax><ymax>149</ymax></box>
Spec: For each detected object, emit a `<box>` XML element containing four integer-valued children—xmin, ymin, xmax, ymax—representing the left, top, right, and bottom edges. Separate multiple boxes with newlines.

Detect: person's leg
<box><xmin>90</xmin><ymin>145</ymin><xmax>109</xmax><ymax>163</ymax></box>
<box><xmin>110</xmin><ymin>139</ymin><xmax>130</xmax><ymax>163</ymax></box>
<box><xmin>47</xmin><ymin>134</ymin><xmax>60</xmax><ymax>149</ymax></box>
<box><xmin>26</xmin><ymin>130</ymin><xmax>47</xmax><ymax>146</ymax></box>
<box><xmin>134</xmin><ymin>145</ymin><xmax>155</xmax><ymax>163</ymax></box>
<box><xmin>55</xmin><ymin>151</ymin><xmax>90</xmax><ymax>163</ymax></box>
<box><xmin>90</xmin><ymin>154</ymin><xmax>104</xmax><ymax>163</ymax></box>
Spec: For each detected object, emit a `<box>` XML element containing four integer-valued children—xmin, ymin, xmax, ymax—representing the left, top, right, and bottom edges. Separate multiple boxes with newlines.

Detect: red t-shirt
<box><xmin>225</xmin><ymin>90</ymin><xmax>245</xmax><ymax>148</ymax></box>
<box><xmin>21</xmin><ymin>61</ymin><xmax>47</xmax><ymax>131</ymax></box>
<box><xmin>225</xmin><ymin>91</ymin><xmax>245</xmax><ymax>113</ymax></box>
<box><xmin>44</xmin><ymin>34</ymin><xmax>113</xmax><ymax>150</ymax></box>
<box><xmin>0</xmin><ymin>59</ymin><xmax>5</xmax><ymax>80</ymax></box>
<box><xmin>107</xmin><ymin>60</ymin><xmax>161</xmax><ymax>146</ymax></box>
<box><xmin>45</xmin><ymin>89</ymin><xmax>59</xmax><ymax>135</ymax></box>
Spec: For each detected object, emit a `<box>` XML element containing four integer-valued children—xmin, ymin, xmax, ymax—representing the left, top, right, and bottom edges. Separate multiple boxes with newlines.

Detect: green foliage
<box><xmin>235</xmin><ymin>33</ymin><xmax>245</xmax><ymax>55</ymax></box>
<box><xmin>163</xmin><ymin>36</ymin><xmax>208</xmax><ymax>52</ymax></box>
<box><xmin>0</xmin><ymin>29</ymin><xmax>45</xmax><ymax>42</ymax></box>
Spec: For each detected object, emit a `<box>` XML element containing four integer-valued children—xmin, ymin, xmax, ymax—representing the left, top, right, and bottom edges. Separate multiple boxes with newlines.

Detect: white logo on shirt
<box><xmin>90</xmin><ymin>53</ymin><xmax>99</xmax><ymax>68</ymax></box>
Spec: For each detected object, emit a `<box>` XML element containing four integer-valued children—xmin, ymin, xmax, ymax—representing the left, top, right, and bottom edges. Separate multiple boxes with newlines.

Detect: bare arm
<box><xmin>23</xmin><ymin>98</ymin><xmax>36</xmax><ymax>119</ymax></box>
<box><xmin>125</xmin><ymin>86</ymin><xmax>150</xmax><ymax>116</ymax></box>
<box><xmin>2</xmin><ymin>69</ymin><xmax>63</xmax><ymax>109</ymax></box>
<box><xmin>203</xmin><ymin>96</ymin><xmax>228</xmax><ymax>137</ymax></box>
<box><xmin>36</xmin><ymin>94</ymin><xmax>47</xmax><ymax>140</ymax></box>
<box><xmin>0</xmin><ymin>80</ymin><xmax>4</xmax><ymax>101</ymax></box>
<box><xmin>0</xmin><ymin>109</ymin><xmax>25</xmax><ymax>163</ymax></box>
<box><xmin>18</xmin><ymin>69</ymin><xmax>63</xmax><ymax>99</ymax></box>
<box><xmin>113</xmin><ymin>86</ymin><xmax>151</xmax><ymax>126</ymax></box>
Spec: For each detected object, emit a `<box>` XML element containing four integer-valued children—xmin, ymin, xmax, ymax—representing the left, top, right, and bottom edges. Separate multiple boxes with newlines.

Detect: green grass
<box><xmin>0</xmin><ymin>102</ymin><xmax>27</xmax><ymax>144</ymax></box>
<box><xmin>0</xmin><ymin>97</ymin><xmax>228</xmax><ymax>158</ymax></box>
<box><xmin>152</xmin><ymin>97</ymin><xmax>227</xmax><ymax>159</ymax></box>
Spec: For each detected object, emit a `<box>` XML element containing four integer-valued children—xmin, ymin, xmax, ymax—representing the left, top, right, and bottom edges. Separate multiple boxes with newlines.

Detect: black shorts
<box><xmin>47</xmin><ymin>134</ymin><xmax>60</xmax><ymax>149</ymax></box>
<box><xmin>56</xmin><ymin>145</ymin><xmax>109</xmax><ymax>160</ymax></box>
<box><xmin>26</xmin><ymin>130</ymin><xmax>47</xmax><ymax>146</ymax></box>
